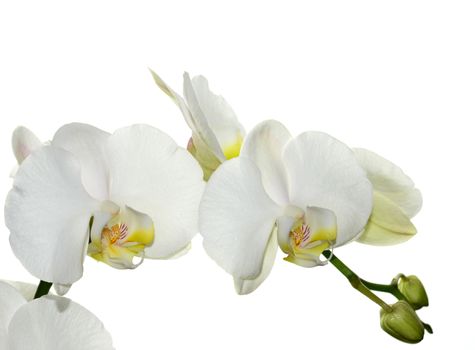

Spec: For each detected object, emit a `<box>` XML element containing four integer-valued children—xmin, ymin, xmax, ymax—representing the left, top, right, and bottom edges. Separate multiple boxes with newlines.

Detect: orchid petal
<box><xmin>183</xmin><ymin>73</ymin><xmax>228</xmax><ymax>161</ymax></box>
<box><xmin>52</xmin><ymin>123</ymin><xmax>111</xmax><ymax>201</ymax></box>
<box><xmin>200</xmin><ymin>157</ymin><xmax>282</xmax><ymax>282</ymax></box>
<box><xmin>149</xmin><ymin>69</ymin><xmax>197</xmax><ymax>133</ymax></box>
<box><xmin>354</xmin><ymin>148</ymin><xmax>422</xmax><ymax>218</ymax></box>
<box><xmin>282</xmin><ymin>132</ymin><xmax>373</xmax><ymax>247</ymax></box>
<box><xmin>105</xmin><ymin>125</ymin><xmax>205</xmax><ymax>258</ymax></box>
<box><xmin>2</xmin><ymin>280</ymin><xmax>37</xmax><ymax>301</ymax></box>
<box><xmin>357</xmin><ymin>192</ymin><xmax>417</xmax><ymax>245</ymax></box>
<box><xmin>12</xmin><ymin>126</ymin><xmax>42</xmax><ymax>164</ymax></box>
<box><xmin>185</xmin><ymin>74</ymin><xmax>244</xmax><ymax>159</ymax></box>
<box><xmin>234</xmin><ymin>228</ymin><xmax>278</xmax><ymax>295</ymax></box>
<box><xmin>0</xmin><ymin>281</ymin><xmax>26</xmax><ymax>337</ymax></box>
<box><xmin>187</xmin><ymin>134</ymin><xmax>222</xmax><ymax>180</ymax></box>
<box><xmin>5</xmin><ymin>146</ymin><xmax>100</xmax><ymax>284</ymax></box>
<box><xmin>241</xmin><ymin>120</ymin><xmax>291</xmax><ymax>205</ymax></box>
<box><xmin>8</xmin><ymin>295</ymin><xmax>114</xmax><ymax>350</ymax></box>
<box><xmin>53</xmin><ymin>283</ymin><xmax>72</xmax><ymax>296</ymax></box>
<box><xmin>277</xmin><ymin>215</ymin><xmax>296</xmax><ymax>254</ymax></box>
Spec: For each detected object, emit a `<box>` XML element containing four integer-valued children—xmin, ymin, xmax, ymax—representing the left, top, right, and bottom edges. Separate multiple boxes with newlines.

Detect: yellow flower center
<box><xmin>280</xmin><ymin>207</ymin><xmax>338</xmax><ymax>268</ymax></box>
<box><xmin>102</xmin><ymin>223</ymin><xmax>128</xmax><ymax>244</ymax></box>
<box><xmin>290</xmin><ymin>224</ymin><xmax>311</xmax><ymax>247</ymax></box>
<box><xmin>87</xmin><ymin>206</ymin><xmax>154</xmax><ymax>269</ymax></box>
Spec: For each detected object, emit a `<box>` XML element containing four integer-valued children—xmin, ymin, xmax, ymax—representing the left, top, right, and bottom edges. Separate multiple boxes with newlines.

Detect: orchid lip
<box><xmin>87</xmin><ymin>205</ymin><xmax>155</xmax><ymax>270</ymax></box>
<box><xmin>278</xmin><ymin>206</ymin><xmax>338</xmax><ymax>267</ymax></box>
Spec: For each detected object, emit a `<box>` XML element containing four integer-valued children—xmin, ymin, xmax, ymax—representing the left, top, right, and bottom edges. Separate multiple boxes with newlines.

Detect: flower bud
<box><xmin>380</xmin><ymin>300</ymin><xmax>425</xmax><ymax>344</ymax></box>
<box><xmin>397</xmin><ymin>275</ymin><xmax>429</xmax><ymax>310</ymax></box>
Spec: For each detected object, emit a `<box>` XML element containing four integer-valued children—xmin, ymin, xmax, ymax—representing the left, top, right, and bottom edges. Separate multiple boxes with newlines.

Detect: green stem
<box><xmin>322</xmin><ymin>250</ymin><xmax>392</xmax><ymax>312</ymax></box>
<box><xmin>34</xmin><ymin>280</ymin><xmax>52</xmax><ymax>299</ymax></box>
<box><xmin>360</xmin><ymin>279</ymin><xmax>407</xmax><ymax>301</ymax></box>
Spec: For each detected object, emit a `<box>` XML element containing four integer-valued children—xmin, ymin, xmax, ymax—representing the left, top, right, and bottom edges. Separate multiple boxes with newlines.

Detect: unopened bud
<box><xmin>397</xmin><ymin>274</ymin><xmax>429</xmax><ymax>310</ymax></box>
<box><xmin>380</xmin><ymin>300</ymin><xmax>425</xmax><ymax>344</ymax></box>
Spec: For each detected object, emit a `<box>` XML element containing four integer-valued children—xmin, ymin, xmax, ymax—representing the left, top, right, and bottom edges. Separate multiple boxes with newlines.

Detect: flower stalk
<box><xmin>321</xmin><ymin>250</ymin><xmax>392</xmax><ymax>312</ymax></box>
<box><xmin>34</xmin><ymin>280</ymin><xmax>52</xmax><ymax>299</ymax></box>
<box><xmin>322</xmin><ymin>250</ymin><xmax>433</xmax><ymax>343</ymax></box>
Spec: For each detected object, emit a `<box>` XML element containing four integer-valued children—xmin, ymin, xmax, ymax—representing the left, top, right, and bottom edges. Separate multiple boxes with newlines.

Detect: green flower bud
<box><xmin>380</xmin><ymin>300</ymin><xmax>425</xmax><ymax>344</ymax></box>
<box><xmin>397</xmin><ymin>275</ymin><xmax>429</xmax><ymax>310</ymax></box>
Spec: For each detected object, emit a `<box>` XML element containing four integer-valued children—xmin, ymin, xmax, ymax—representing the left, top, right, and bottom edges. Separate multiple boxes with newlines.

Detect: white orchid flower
<box><xmin>199</xmin><ymin>120</ymin><xmax>373</xmax><ymax>294</ymax></box>
<box><xmin>150</xmin><ymin>70</ymin><xmax>245</xmax><ymax>179</ymax></box>
<box><xmin>354</xmin><ymin>148</ymin><xmax>422</xmax><ymax>245</ymax></box>
<box><xmin>5</xmin><ymin>123</ymin><xmax>205</xmax><ymax>290</ymax></box>
<box><xmin>0</xmin><ymin>281</ymin><xmax>114</xmax><ymax>349</ymax></box>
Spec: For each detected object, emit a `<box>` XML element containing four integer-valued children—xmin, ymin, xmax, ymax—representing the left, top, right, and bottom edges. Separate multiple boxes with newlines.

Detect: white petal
<box><xmin>370</xmin><ymin>192</ymin><xmax>417</xmax><ymax>233</ymax></box>
<box><xmin>234</xmin><ymin>228</ymin><xmax>278</xmax><ymax>295</ymax></box>
<box><xmin>186</xmin><ymin>74</ymin><xmax>245</xmax><ymax>157</ymax></box>
<box><xmin>305</xmin><ymin>206</ymin><xmax>337</xmax><ymax>236</ymax></box>
<box><xmin>52</xmin><ymin>123</ymin><xmax>111</xmax><ymax>200</ymax></box>
<box><xmin>188</xmin><ymin>134</ymin><xmax>222</xmax><ymax>180</ymax></box>
<box><xmin>282</xmin><ymin>132</ymin><xmax>373</xmax><ymax>247</ymax></box>
<box><xmin>8</xmin><ymin>295</ymin><xmax>114</xmax><ymax>350</ymax></box>
<box><xmin>241</xmin><ymin>120</ymin><xmax>292</xmax><ymax>205</ymax></box>
<box><xmin>354</xmin><ymin>148</ymin><xmax>422</xmax><ymax>218</ymax></box>
<box><xmin>53</xmin><ymin>283</ymin><xmax>72</xmax><ymax>296</ymax></box>
<box><xmin>105</xmin><ymin>125</ymin><xmax>205</xmax><ymax>258</ymax></box>
<box><xmin>183</xmin><ymin>73</ymin><xmax>227</xmax><ymax>160</ymax></box>
<box><xmin>5</xmin><ymin>146</ymin><xmax>100</xmax><ymax>284</ymax></box>
<box><xmin>277</xmin><ymin>215</ymin><xmax>296</xmax><ymax>254</ymax></box>
<box><xmin>149</xmin><ymin>69</ymin><xmax>197</xmax><ymax>133</ymax></box>
<box><xmin>3</xmin><ymin>280</ymin><xmax>37</xmax><ymax>301</ymax></box>
<box><xmin>200</xmin><ymin>157</ymin><xmax>282</xmax><ymax>280</ymax></box>
<box><xmin>357</xmin><ymin>222</ymin><xmax>415</xmax><ymax>246</ymax></box>
<box><xmin>0</xmin><ymin>281</ymin><xmax>26</xmax><ymax>335</ymax></box>
<box><xmin>357</xmin><ymin>192</ymin><xmax>417</xmax><ymax>245</ymax></box>
<box><xmin>12</xmin><ymin>126</ymin><xmax>42</xmax><ymax>164</ymax></box>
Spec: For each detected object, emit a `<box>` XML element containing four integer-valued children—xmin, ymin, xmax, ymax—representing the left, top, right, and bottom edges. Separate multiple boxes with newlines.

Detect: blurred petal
<box><xmin>12</xmin><ymin>126</ymin><xmax>42</xmax><ymax>164</ymax></box>
<box><xmin>5</xmin><ymin>146</ymin><xmax>100</xmax><ymax>284</ymax></box>
<box><xmin>357</xmin><ymin>192</ymin><xmax>417</xmax><ymax>245</ymax></box>
<box><xmin>186</xmin><ymin>74</ymin><xmax>244</xmax><ymax>159</ymax></box>
<box><xmin>234</xmin><ymin>228</ymin><xmax>278</xmax><ymax>295</ymax></box>
<box><xmin>0</xmin><ymin>281</ymin><xmax>26</xmax><ymax>334</ymax></box>
<box><xmin>354</xmin><ymin>148</ymin><xmax>422</xmax><ymax>218</ymax></box>
<box><xmin>52</xmin><ymin>123</ymin><xmax>110</xmax><ymax>200</ymax></box>
<box><xmin>241</xmin><ymin>120</ymin><xmax>291</xmax><ymax>205</ymax></box>
<box><xmin>200</xmin><ymin>157</ymin><xmax>282</xmax><ymax>281</ymax></box>
<box><xmin>8</xmin><ymin>295</ymin><xmax>114</xmax><ymax>350</ymax></box>
<box><xmin>283</xmin><ymin>132</ymin><xmax>373</xmax><ymax>247</ymax></box>
<box><xmin>105</xmin><ymin>125</ymin><xmax>205</xmax><ymax>258</ymax></box>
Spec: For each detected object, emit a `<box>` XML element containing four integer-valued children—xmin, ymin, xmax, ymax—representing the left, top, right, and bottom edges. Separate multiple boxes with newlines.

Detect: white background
<box><xmin>1</xmin><ymin>1</ymin><xmax>474</xmax><ymax>349</ymax></box>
